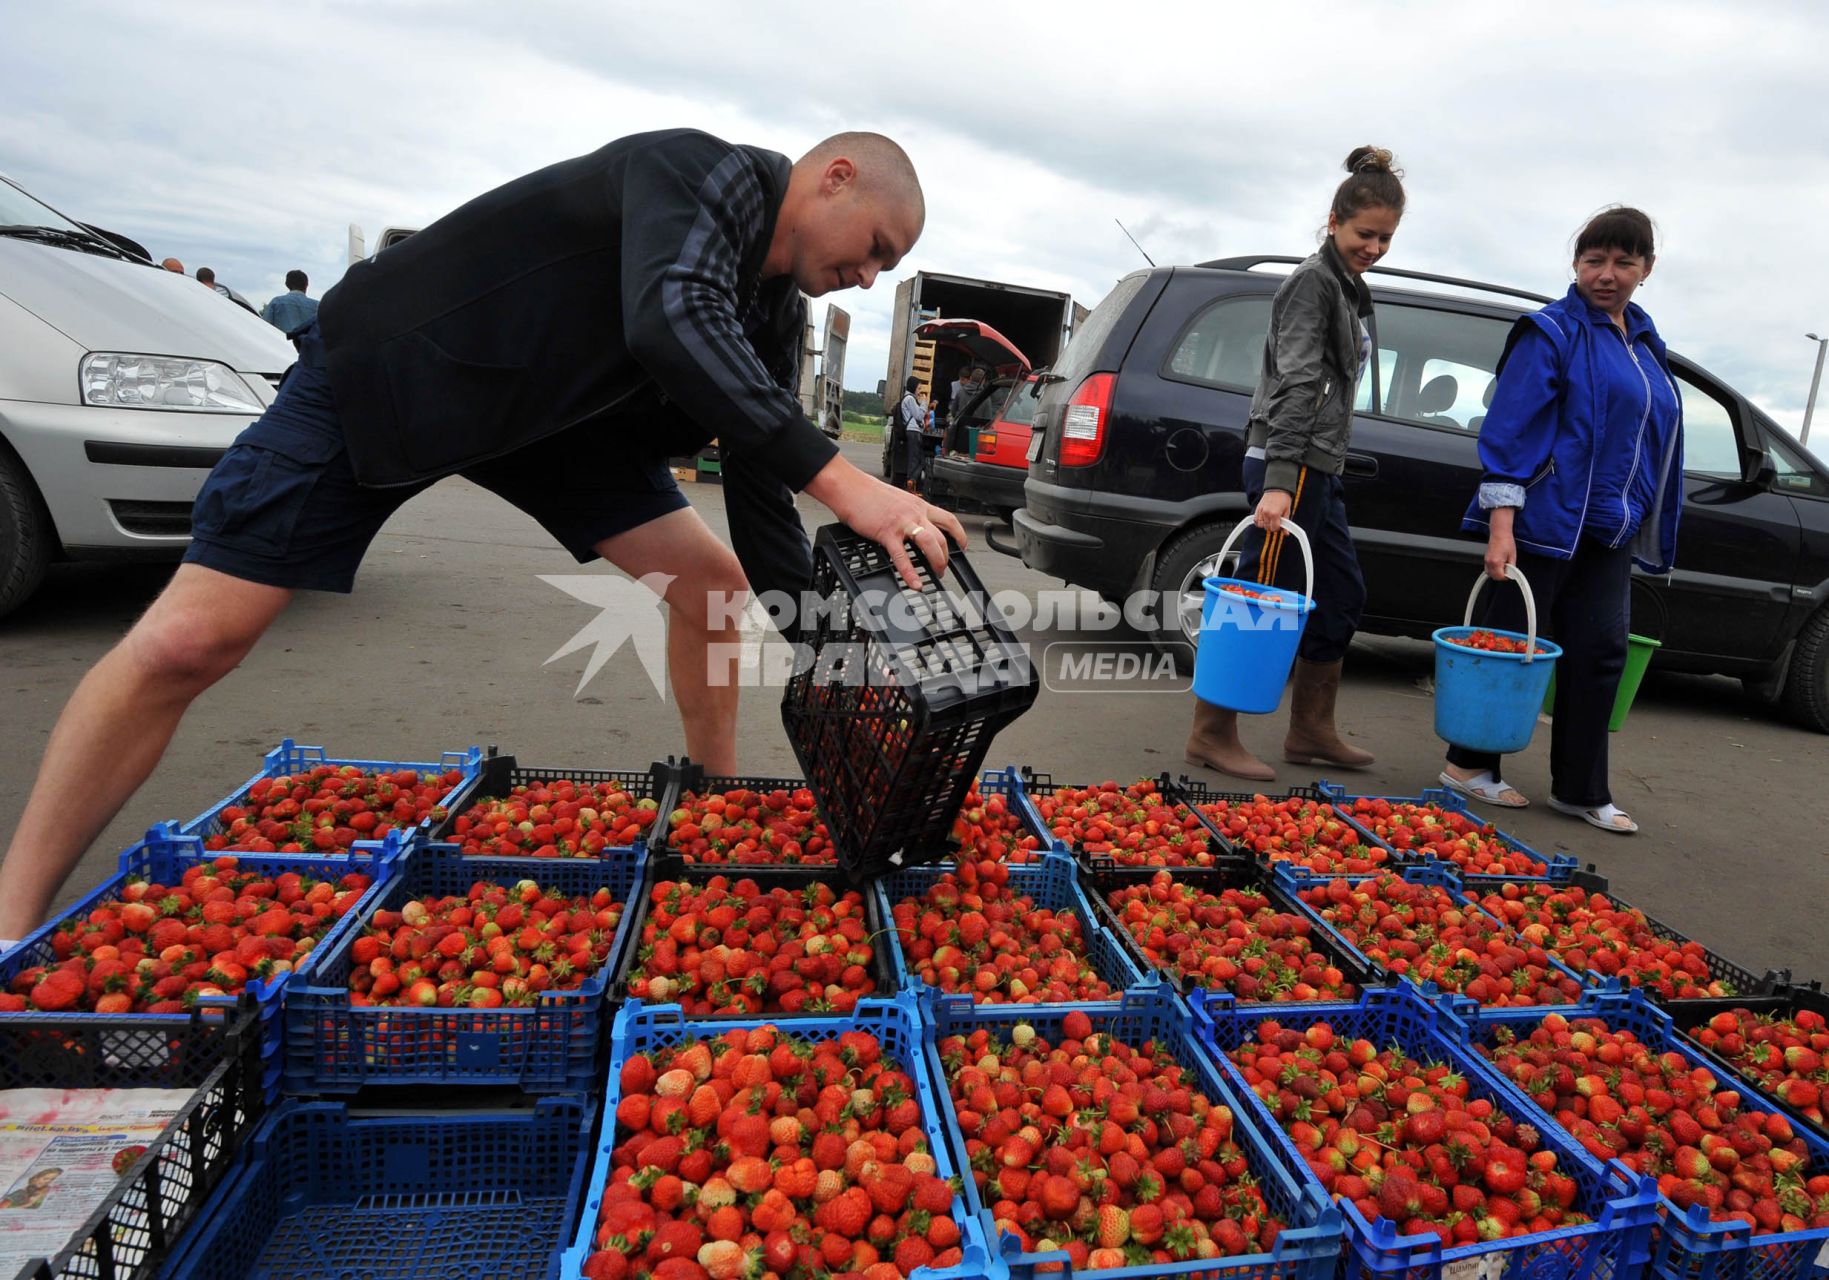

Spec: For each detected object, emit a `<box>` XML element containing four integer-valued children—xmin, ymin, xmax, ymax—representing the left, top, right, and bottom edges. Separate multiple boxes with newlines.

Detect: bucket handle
<box><xmin>1463</xmin><ymin>564</ymin><xmax>1542</xmax><ymax>663</ymax></box>
<box><xmin>1215</xmin><ymin>516</ymin><xmax>1314</xmax><ymax>605</ymax></box>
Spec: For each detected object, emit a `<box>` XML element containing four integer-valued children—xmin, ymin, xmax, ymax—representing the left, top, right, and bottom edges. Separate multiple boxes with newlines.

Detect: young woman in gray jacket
<box><xmin>1187</xmin><ymin>147</ymin><xmax>1405</xmax><ymax>781</ymax></box>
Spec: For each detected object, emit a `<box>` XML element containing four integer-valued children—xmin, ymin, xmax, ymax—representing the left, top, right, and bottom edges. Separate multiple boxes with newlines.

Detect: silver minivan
<box><xmin>0</xmin><ymin>172</ymin><xmax>297</xmax><ymax>616</ymax></box>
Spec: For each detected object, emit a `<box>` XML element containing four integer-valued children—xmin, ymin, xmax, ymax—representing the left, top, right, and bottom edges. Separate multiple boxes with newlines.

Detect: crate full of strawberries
<box><xmin>876</xmin><ymin>851</ymin><xmax>1145</xmax><ymax>1006</ymax></box>
<box><xmin>281</xmin><ymin>843</ymin><xmax>644</xmax><ymax>1094</ymax></box>
<box><xmin>434</xmin><ymin>749</ymin><xmax>667</xmax><ymax>857</ymax></box>
<box><xmin>1018</xmin><ymin>771</ymin><xmax>1233</xmax><ymax>868</ymax></box>
<box><xmin>1441</xmin><ymin>989</ymin><xmax>1829</xmax><ymax>1280</ymax></box>
<box><xmin>562</xmin><ymin>994</ymin><xmax>992</xmax><ymax>1280</ymax></box>
<box><xmin>180</xmin><ymin>738</ymin><xmax>483</xmax><ymax>854</ymax></box>
<box><xmin>1274</xmin><ymin>862</ymin><xmax>1589</xmax><ymax>1010</ymax></box>
<box><xmin>1084</xmin><ymin>859</ymin><xmax>1380</xmax><ymax>1005</ymax></box>
<box><xmin>1193</xmin><ymin>984</ymin><xmax>1662</xmax><ymax>1280</ymax></box>
<box><xmin>1668</xmin><ymin>982</ymin><xmax>1829</xmax><ymax>1142</ymax></box>
<box><xmin>1317</xmin><ymin>783</ymin><xmax>1579</xmax><ymax>882</ymax></box>
<box><xmin>617</xmin><ymin>858</ymin><xmax>894</xmax><ymax>1018</ymax></box>
<box><xmin>921</xmin><ymin>981</ymin><xmax>1342</xmax><ymax>1280</ymax></box>
<box><xmin>0</xmin><ymin>823</ymin><xmax>400</xmax><ymax>1088</ymax></box>
<box><xmin>1180</xmin><ymin>780</ymin><xmax>1390</xmax><ymax>877</ymax></box>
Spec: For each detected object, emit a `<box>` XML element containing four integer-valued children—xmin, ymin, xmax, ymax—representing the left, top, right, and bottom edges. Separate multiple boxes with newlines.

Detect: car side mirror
<box><xmin>1745</xmin><ymin>449</ymin><xmax>1777</xmax><ymax>489</ymax></box>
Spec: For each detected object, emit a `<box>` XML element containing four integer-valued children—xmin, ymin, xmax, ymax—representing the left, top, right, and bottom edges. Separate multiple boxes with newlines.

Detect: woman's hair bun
<box><xmin>1345</xmin><ymin>146</ymin><xmax>1399</xmax><ymax>176</ymax></box>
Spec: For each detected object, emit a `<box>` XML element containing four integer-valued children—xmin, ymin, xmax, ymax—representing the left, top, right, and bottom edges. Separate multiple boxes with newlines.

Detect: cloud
<box><xmin>4</xmin><ymin>0</ymin><xmax>1826</xmax><ymax>429</ymax></box>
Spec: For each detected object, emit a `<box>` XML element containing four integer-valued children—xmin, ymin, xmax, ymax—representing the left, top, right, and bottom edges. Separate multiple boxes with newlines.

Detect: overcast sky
<box><xmin>4</xmin><ymin>1</ymin><xmax>1826</xmax><ymax>429</ymax></box>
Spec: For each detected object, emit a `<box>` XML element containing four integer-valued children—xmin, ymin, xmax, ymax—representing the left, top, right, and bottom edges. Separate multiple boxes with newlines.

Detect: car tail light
<box><xmin>1058</xmin><ymin>373</ymin><xmax>1116</xmax><ymax>467</ymax></box>
<box><xmin>975</xmin><ymin>431</ymin><xmax>997</xmax><ymax>460</ymax></box>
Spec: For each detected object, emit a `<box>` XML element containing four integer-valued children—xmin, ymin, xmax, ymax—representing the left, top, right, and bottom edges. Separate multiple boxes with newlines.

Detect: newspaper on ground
<box><xmin>0</xmin><ymin>1088</ymin><xmax>191</xmax><ymax>1272</ymax></box>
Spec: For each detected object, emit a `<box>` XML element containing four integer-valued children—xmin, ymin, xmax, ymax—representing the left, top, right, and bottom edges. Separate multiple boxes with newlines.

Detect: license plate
<box><xmin>1025</xmin><ymin>430</ymin><xmax>1045</xmax><ymax>463</ymax></box>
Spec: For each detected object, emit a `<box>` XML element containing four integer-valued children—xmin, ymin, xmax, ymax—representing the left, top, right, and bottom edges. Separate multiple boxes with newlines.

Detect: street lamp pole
<box><xmin>1805</xmin><ymin>333</ymin><xmax>1828</xmax><ymax>447</ymax></box>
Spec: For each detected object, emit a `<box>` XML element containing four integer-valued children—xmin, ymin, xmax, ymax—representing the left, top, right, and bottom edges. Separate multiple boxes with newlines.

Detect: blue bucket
<box><xmin>1192</xmin><ymin>517</ymin><xmax>1315</xmax><ymax>714</ymax></box>
<box><xmin>1432</xmin><ymin>566</ymin><xmax>1562</xmax><ymax>754</ymax></box>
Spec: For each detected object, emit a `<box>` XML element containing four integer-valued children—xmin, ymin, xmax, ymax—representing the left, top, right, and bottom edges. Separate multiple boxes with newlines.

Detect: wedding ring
<box><xmin>905</xmin><ymin>524</ymin><xmax>925</xmax><ymax>537</ymax></box>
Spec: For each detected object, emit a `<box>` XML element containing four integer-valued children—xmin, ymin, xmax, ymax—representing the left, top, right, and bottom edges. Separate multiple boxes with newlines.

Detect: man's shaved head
<box><xmin>797</xmin><ymin>132</ymin><xmax>924</xmax><ymax>227</ymax></box>
<box><xmin>769</xmin><ymin>131</ymin><xmax>925</xmax><ymax>297</ymax></box>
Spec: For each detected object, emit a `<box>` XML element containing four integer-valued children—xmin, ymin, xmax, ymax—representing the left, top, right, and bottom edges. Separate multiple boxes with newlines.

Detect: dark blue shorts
<box><xmin>184</xmin><ymin>326</ymin><xmax>694</xmax><ymax>592</ymax></box>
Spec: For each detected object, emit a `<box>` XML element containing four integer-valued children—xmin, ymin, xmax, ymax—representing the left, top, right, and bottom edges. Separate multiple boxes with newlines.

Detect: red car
<box><xmin>928</xmin><ymin>355</ymin><xmax>1041</xmax><ymax>522</ymax></box>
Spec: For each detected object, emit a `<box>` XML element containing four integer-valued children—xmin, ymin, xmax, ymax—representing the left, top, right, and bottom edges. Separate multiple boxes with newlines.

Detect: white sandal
<box><xmin>1438</xmin><ymin>769</ymin><xmax>1529</xmax><ymax>809</ymax></box>
<box><xmin>1547</xmin><ymin>797</ymin><xmax>1638</xmax><ymax>834</ymax></box>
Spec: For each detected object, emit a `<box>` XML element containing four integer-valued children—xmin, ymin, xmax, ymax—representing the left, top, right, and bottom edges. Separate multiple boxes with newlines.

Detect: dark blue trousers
<box><xmin>1234</xmin><ymin>456</ymin><xmax>1365</xmax><ymax>664</ymax></box>
<box><xmin>1445</xmin><ymin>539</ymin><xmax>1632</xmax><ymax>808</ymax></box>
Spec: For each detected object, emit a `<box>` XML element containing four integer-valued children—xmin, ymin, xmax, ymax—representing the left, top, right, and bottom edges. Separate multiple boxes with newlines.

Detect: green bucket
<box><xmin>1541</xmin><ymin>633</ymin><xmax>1661</xmax><ymax>731</ymax></box>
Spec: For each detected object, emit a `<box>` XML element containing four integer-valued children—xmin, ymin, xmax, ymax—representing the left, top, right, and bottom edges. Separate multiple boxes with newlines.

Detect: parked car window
<box><xmin>1352</xmin><ymin>349</ymin><xmax>1398</xmax><ymax>415</ymax></box>
<box><xmin>1674</xmin><ymin>370</ymin><xmax>1741</xmax><ymax>480</ymax></box>
<box><xmin>1369</xmin><ymin>305</ymin><xmax>1510</xmax><ymax>431</ymax></box>
<box><xmin>1163</xmin><ymin>297</ymin><xmax>1270</xmax><ymax>390</ymax></box>
<box><xmin>1767</xmin><ymin>432</ymin><xmax>1829</xmax><ymax>498</ymax></box>
<box><xmin>997</xmin><ymin>380</ymin><xmax>1041</xmax><ymax>426</ymax></box>
<box><xmin>1055</xmin><ymin>272</ymin><xmax>1148</xmax><ymax>384</ymax></box>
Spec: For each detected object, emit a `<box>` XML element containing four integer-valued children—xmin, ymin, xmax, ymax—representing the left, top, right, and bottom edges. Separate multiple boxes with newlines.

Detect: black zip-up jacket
<box><xmin>1243</xmin><ymin>241</ymin><xmax>1374</xmax><ymax>494</ymax></box>
<box><xmin>317</xmin><ymin>129</ymin><xmax>839</xmax><ymax>494</ymax></box>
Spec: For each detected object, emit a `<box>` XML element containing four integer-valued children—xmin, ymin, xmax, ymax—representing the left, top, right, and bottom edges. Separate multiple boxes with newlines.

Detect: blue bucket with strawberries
<box><xmin>1194</xmin><ymin>516</ymin><xmax>1317</xmax><ymax>715</ymax></box>
<box><xmin>1434</xmin><ymin>566</ymin><xmax>1561</xmax><ymax>754</ymax></box>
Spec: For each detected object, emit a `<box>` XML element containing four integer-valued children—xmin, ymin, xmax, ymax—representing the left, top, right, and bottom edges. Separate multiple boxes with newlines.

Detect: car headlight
<box><xmin>79</xmin><ymin>353</ymin><xmax>264</xmax><ymax>413</ymax></box>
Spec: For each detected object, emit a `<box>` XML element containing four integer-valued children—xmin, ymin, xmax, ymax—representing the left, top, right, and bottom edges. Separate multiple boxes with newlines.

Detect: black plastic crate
<box><xmin>780</xmin><ymin>524</ymin><xmax>1037</xmax><ymax>877</ymax></box>
<box><xmin>1662</xmin><ymin>981</ymin><xmax>1829</xmax><ymax>1146</ymax></box>
<box><xmin>1173</xmin><ymin>777</ymin><xmax>1396</xmax><ymax>875</ymax></box>
<box><xmin>429</xmin><ymin>747</ymin><xmax>669</xmax><ymax>855</ymax></box>
<box><xmin>1016</xmin><ymin>768</ymin><xmax>1241</xmax><ymax>865</ymax></box>
<box><xmin>1082</xmin><ymin>856</ymin><xmax>1383</xmax><ymax>1002</ymax></box>
<box><xmin>9</xmin><ymin>1006</ymin><xmax>265</xmax><ymax>1280</ymax></box>
<box><xmin>1454</xmin><ymin>865</ymin><xmax>1771</xmax><ymax>1004</ymax></box>
<box><xmin>614</xmin><ymin>853</ymin><xmax>896</xmax><ymax>1015</ymax></box>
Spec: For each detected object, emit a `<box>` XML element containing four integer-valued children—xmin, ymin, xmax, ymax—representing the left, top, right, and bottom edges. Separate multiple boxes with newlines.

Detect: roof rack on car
<box><xmin>1197</xmin><ymin>255</ymin><xmax>1554</xmax><ymax>307</ymax></box>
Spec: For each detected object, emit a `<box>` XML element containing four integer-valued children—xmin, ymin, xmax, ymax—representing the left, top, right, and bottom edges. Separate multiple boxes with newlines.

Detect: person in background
<box><xmin>195</xmin><ymin>266</ymin><xmax>230</xmax><ymax>296</ymax></box>
<box><xmin>897</xmin><ymin>375</ymin><xmax>925</xmax><ymax>492</ymax></box>
<box><xmin>159</xmin><ymin>257</ymin><xmax>184</xmax><ymax>273</ymax></box>
<box><xmin>1184</xmin><ymin>146</ymin><xmax>1405</xmax><ymax>781</ymax></box>
<box><xmin>261</xmin><ymin>270</ymin><xmax>318</xmax><ymax>335</ymax></box>
<box><xmin>1441</xmin><ymin>207</ymin><xmax>1682</xmax><ymax>835</ymax></box>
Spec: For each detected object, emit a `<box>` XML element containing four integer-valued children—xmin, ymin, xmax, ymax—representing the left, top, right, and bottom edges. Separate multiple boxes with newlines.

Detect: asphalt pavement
<box><xmin>2</xmin><ymin>440</ymin><xmax>1824</xmax><ymax>983</ymax></box>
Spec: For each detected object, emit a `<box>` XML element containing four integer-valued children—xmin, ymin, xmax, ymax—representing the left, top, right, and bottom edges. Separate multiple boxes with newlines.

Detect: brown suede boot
<box><xmin>1185</xmin><ymin>698</ymin><xmax>1277</xmax><ymax>782</ymax></box>
<box><xmin>1284</xmin><ymin>658</ymin><xmax>1375</xmax><ymax>768</ymax></box>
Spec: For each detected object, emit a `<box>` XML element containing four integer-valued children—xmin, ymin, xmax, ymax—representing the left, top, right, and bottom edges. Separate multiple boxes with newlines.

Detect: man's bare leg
<box><xmin>0</xmin><ymin>566</ymin><xmax>293</xmax><ymax>938</ymax></box>
<box><xmin>595</xmin><ymin>508</ymin><xmax>748</xmax><ymax>775</ymax></box>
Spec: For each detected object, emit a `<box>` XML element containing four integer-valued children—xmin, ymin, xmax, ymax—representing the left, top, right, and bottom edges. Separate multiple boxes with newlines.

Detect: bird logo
<box><xmin>540</xmin><ymin>572</ymin><xmax>676</xmax><ymax>697</ymax></box>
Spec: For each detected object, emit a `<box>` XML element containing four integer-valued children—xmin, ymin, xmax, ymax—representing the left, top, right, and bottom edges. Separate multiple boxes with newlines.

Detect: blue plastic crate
<box><xmin>1436</xmin><ymin>988</ymin><xmax>1829</xmax><ymax>1280</ymax></box>
<box><xmin>920</xmin><ymin>980</ymin><xmax>1342</xmax><ymax>1280</ymax></box>
<box><xmin>560</xmin><ymin>992</ymin><xmax>994</xmax><ymax>1280</ymax></box>
<box><xmin>1191</xmin><ymin>984</ymin><xmax>1662</xmax><ymax>1280</ymax></box>
<box><xmin>180</xmin><ymin>737</ymin><xmax>483</xmax><ymax>848</ymax></box>
<box><xmin>282</xmin><ymin>844</ymin><xmax>644</xmax><ymax>1094</ymax></box>
<box><xmin>0</xmin><ymin>824</ymin><xmax>401</xmax><ymax>1097</ymax></box>
<box><xmin>431</xmin><ymin>749</ymin><xmax>669</xmax><ymax>857</ymax></box>
<box><xmin>157</xmin><ymin>1094</ymin><xmax>593</xmax><ymax>1280</ymax></box>
<box><xmin>1316</xmin><ymin>781</ymin><xmax>1580</xmax><ymax>883</ymax></box>
<box><xmin>1270</xmin><ymin>859</ymin><xmax>1591</xmax><ymax>1011</ymax></box>
<box><xmin>873</xmin><ymin>848</ymin><xmax>1146</xmax><ymax>1004</ymax></box>
<box><xmin>1013</xmin><ymin>768</ymin><xmax>1241</xmax><ymax>867</ymax></box>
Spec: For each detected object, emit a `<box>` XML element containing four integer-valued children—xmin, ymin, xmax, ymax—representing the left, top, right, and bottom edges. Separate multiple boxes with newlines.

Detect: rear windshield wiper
<box><xmin>0</xmin><ymin>224</ymin><xmax>137</xmax><ymax>260</ymax></box>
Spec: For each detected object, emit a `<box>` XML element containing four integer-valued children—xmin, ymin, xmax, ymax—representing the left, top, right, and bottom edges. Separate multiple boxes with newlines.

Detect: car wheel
<box><xmin>1146</xmin><ymin>522</ymin><xmax>1238</xmax><ymax>676</ymax></box>
<box><xmin>1780</xmin><ymin>605</ymin><xmax>1829</xmax><ymax>732</ymax></box>
<box><xmin>0</xmin><ymin>449</ymin><xmax>53</xmax><ymax>619</ymax></box>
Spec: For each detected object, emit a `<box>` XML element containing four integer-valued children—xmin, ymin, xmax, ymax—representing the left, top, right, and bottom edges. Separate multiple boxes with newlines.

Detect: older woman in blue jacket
<box><xmin>1441</xmin><ymin>207</ymin><xmax>1683</xmax><ymax>834</ymax></box>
